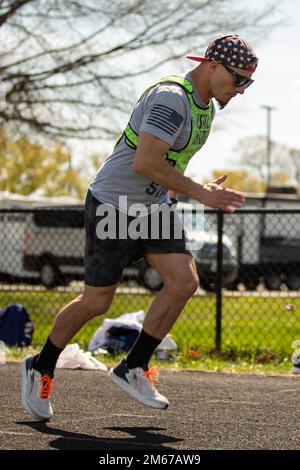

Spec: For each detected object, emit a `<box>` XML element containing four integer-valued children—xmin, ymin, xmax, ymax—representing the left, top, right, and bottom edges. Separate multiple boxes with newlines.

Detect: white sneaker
<box><xmin>109</xmin><ymin>359</ymin><xmax>169</xmax><ymax>409</ymax></box>
<box><xmin>21</xmin><ymin>356</ymin><xmax>53</xmax><ymax>420</ymax></box>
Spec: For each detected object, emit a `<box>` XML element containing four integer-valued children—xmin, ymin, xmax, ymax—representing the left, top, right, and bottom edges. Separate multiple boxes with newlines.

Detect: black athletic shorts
<box><xmin>84</xmin><ymin>189</ymin><xmax>192</xmax><ymax>287</ymax></box>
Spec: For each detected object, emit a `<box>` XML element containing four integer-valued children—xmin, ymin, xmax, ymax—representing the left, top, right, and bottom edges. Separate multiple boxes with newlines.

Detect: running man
<box><xmin>21</xmin><ymin>34</ymin><xmax>258</xmax><ymax>419</ymax></box>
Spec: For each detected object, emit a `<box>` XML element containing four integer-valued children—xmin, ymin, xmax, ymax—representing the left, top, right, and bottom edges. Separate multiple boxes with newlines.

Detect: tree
<box><xmin>270</xmin><ymin>171</ymin><xmax>291</xmax><ymax>187</ymax></box>
<box><xmin>232</xmin><ymin>136</ymin><xmax>266</xmax><ymax>184</ymax></box>
<box><xmin>0</xmin><ymin>0</ymin><xmax>280</xmax><ymax>140</ymax></box>
<box><xmin>232</xmin><ymin>135</ymin><xmax>299</xmax><ymax>189</ymax></box>
<box><xmin>0</xmin><ymin>126</ymin><xmax>86</xmax><ymax>196</ymax></box>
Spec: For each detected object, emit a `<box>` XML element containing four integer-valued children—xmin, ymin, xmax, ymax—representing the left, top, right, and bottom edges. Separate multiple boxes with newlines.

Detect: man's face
<box><xmin>209</xmin><ymin>61</ymin><xmax>254</xmax><ymax>109</ymax></box>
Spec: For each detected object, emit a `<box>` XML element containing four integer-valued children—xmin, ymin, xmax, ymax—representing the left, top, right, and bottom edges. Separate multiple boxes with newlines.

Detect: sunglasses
<box><xmin>221</xmin><ymin>63</ymin><xmax>254</xmax><ymax>88</ymax></box>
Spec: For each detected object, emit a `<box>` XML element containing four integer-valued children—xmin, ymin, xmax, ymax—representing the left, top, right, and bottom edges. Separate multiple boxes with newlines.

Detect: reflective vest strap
<box><xmin>124</xmin><ymin>124</ymin><xmax>139</xmax><ymax>149</ymax></box>
<box><xmin>157</xmin><ymin>76</ymin><xmax>193</xmax><ymax>94</ymax></box>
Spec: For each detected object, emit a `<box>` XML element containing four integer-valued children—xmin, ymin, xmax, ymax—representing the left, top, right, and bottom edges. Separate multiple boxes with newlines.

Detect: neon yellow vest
<box><xmin>115</xmin><ymin>75</ymin><xmax>214</xmax><ymax>174</ymax></box>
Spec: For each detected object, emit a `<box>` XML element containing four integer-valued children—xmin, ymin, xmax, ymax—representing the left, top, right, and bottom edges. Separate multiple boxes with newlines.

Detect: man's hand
<box><xmin>198</xmin><ymin>174</ymin><xmax>245</xmax><ymax>213</ymax></box>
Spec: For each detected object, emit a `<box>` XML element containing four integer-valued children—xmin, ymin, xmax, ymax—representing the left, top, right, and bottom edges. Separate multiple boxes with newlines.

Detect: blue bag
<box><xmin>0</xmin><ymin>304</ymin><xmax>34</xmax><ymax>347</ymax></box>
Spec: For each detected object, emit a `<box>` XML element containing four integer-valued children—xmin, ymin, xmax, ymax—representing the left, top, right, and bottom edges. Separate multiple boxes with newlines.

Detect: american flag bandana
<box><xmin>187</xmin><ymin>34</ymin><xmax>258</xmax><ymax>72</ymax></box>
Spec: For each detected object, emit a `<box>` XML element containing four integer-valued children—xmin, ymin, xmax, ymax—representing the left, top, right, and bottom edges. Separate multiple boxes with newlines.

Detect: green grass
<box><xmin>5</xmin><ymin>346</ymin><xmax>295</xmax><ymax>376</ymax></box>
<box><xmin>1</xmin><ymin>289</ymin><xmax>299</xmax><ymax>364</ymax></box>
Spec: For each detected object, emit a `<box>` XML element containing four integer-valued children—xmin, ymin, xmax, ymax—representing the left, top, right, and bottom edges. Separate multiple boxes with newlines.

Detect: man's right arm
<box><xmin>133</xmin><ymin>131</ymin><xmax>200</xmax><ymax>197</ymax></box>
<box><xmin>133</xmin><ymin>132</ymin><xmax>245</xmax><ymax>212</ymax></box>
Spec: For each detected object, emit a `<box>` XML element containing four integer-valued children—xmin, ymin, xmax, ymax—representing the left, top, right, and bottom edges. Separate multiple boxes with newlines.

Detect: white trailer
<box><xmin>0</xmin><ymin>191</ymin><xmax>81</xmax><ymax>283</ymax></box>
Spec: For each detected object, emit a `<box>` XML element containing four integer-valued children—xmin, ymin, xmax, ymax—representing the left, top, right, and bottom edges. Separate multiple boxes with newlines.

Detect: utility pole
<box><xmin>261</xmin><ymin>105</ymin><xmax>276</xmax><ymax>188</ymax></box>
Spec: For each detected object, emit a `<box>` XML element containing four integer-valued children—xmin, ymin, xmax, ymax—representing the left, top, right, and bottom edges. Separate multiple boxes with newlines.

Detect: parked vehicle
<box><xmin>0</xmin><ymin>212</ymin><xmax>39</xmax><ymax>283</ymax></box>
<box><xmin>4</xmin><ymin>189</ymin><xmax>299</xmax><ymax>291</ymax></box>
<box><xmin>0</xmin><ymin>192</ymin><xmax>81</xmax><ymax>285</ymax></box>
<box><xmin>21</xmin><ymin>201</ymin><xmax>238</xmax><ymax>291</ymax></box>
<box><xmin>23</xmin><ymin>208</ymin><xmax>85</xmax><ymax>288</ymax></box>
<box><xmin>219</xmin><ymin>188</ymin><xmax>300</xmax><ymax>291</ymax></box>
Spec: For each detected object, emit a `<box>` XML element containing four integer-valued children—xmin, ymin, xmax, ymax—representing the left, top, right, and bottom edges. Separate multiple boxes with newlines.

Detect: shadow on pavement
<box><xmin>17</xmin><ymin>421</ymin><xmax>184</xmax><ymax>450</ymax></box>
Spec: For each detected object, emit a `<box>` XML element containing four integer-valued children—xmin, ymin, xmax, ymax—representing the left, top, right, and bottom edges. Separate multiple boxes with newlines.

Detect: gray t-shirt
<box><xmin>89</xmin><ymin>72</ymin><xmax>215</xmax><ymax>211</ymax></box>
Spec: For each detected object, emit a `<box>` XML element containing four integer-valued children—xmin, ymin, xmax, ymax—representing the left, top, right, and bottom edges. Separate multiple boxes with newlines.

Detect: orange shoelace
<box><xmin>39</xmin><ymin>374</ymin><xmax>53</xmax><ymax>400</ymax></box>
<box><xmin>144</xmin><ymin>366</ymin><xmax>159</xmax><ymax>389</ymax></box>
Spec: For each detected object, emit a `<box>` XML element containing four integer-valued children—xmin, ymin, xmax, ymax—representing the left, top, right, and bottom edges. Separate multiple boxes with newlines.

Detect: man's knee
<box><xmin>80</xmin><ymin>297</ymin><xmax>111</xmax><ymax>318</ymax></box>
<box><xmin>165</xmin><ymin>272</ymin><xmax>199</xmax><ymax>299</ymax></box>
<box><xmin>80</xmin><ymin>285</ymin><xmax>116</xmax><ymax>318</ymax></box>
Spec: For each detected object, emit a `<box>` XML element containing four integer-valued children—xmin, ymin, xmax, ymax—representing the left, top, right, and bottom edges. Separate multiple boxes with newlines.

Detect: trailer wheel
<box><xmin>243</xmin><ymin>278</ymin><xmax>259</xmax><ymax>291</ymax></box>
<box><xmin>264</xmin><ymin>274</ymin><xmax>282</xmax><ymax>291</ymax></box>
<box><xmin>40</xmin><ymin>259</ymin><xmax>68</xmax><ymax>289</ymax></box>
<box><xmin>139</xmin><ymin>264</ymin><xmax>163</xmax><ymax>291</ymax></box>
<box><xmin>286</xmin><ymin>274</ymin><xmax>300</xmax><ymax>291</ymax></box>
<box><xmin>200</xmin><ymin>279</ymin><xmax>216</xmax><ymax>292</ymax></box>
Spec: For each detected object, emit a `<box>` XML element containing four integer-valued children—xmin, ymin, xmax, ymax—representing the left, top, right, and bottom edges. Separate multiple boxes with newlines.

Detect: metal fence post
<box><xmin>215</xmin><ymin>210</ymin><xmax>224</xmax><ymax>351</ymax></box>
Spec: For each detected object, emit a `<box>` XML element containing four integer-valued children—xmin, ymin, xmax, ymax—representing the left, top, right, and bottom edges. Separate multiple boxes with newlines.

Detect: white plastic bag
<box><xmin>56</xmin><ymin>343</ymin><xmax>107</xmax><ymax>371</ymax></box>
<box><xmin>88</xmin><ymin>309</ymin><xmax>178</xmax><ymax>357</ymax></box>
<box><xmin>156</xmin><ymin>335</ymin><xmax>178</xmax><ymax>352</ymax></box>
<box><xmin>88</xmin><ymin>310</ymin><xmax>145</xmax><ymax>351</ymax></box>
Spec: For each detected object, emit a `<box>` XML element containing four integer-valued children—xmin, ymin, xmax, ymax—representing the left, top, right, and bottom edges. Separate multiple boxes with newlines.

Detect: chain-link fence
<box><xmin>0</xmin><ymin>207</ymin><xmax>299</xmax><ymax>359</ymax></box>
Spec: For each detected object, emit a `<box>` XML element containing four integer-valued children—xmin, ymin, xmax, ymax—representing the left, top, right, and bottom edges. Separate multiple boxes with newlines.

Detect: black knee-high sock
<box><xmin>126</xmin><ymin>329</ymin><xmax>161</xmax><ymax>370</ymax></box>
<box><xmin>33</xmin><ymin>336</ymin><xmax>64</xmax><ymax>375</ymax></box>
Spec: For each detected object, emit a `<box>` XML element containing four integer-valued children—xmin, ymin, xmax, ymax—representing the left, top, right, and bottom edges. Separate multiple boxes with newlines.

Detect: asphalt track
<box><xmin>0</xmin><ymin>363</ymin><xmax>299</xmax><ymax>451</ymax></box>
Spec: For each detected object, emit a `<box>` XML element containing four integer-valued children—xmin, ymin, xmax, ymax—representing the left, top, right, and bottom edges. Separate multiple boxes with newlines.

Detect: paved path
<box><xmin>0</xmin><ymin>364</ymin><xmax>299</xmax><ymax>450</ymax></box>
